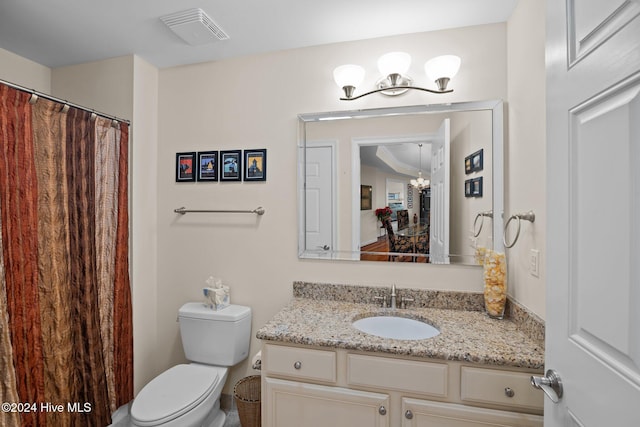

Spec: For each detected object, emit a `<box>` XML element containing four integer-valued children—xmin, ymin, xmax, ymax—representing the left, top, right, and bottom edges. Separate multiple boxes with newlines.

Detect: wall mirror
<box><xmin>298</xmin><ymin>100</ymin><xmax>504</xmax><ymax>265</ymax></box>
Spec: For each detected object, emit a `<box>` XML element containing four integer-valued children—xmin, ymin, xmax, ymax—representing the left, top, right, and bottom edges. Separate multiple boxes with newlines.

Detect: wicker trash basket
<box><xmin>233</xmin><ymin>375</ymin><xmax>261</xmax><ymax>427</ymax></box>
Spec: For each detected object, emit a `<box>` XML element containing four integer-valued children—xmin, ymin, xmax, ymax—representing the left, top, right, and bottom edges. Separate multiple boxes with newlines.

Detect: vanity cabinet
<box><xmin>264</xmin><ymin>377</ymin><xmax>389</xmax><ymax>427</ymax></box>
<box><xmin>401</xmin><ymin>399</ymin><xmax>543</xmax><ymax>427</ymax></box>
<box><xmin>262</xmin><ymin>343</ymin><xmax>543</xmax><ymax>427</ymax></box>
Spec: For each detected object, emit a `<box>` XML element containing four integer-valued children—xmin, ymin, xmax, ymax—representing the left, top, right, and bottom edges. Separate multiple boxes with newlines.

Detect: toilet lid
<box><xmin>131</xmin><ymin>364</ymin><xmax>221</xmax><ymax>426</ymax></box>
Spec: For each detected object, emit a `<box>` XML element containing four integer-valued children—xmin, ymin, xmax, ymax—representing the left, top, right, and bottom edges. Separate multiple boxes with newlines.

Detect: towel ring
<box><xmin>503</xmin><ymin>211</ymin><xmax>535</xmax><ymax>248</ymax></box>
<box><xmin>473</xmin><ymin>211</ymin><xmax>493</xmax><ymax>237</ymax></box>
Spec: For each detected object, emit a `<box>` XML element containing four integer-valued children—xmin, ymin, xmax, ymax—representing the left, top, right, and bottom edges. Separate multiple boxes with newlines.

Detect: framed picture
<box><xmin>220</xmin><ymin>150</ymin><xmax>242</xmax><ymax>181</ymax></box>
<box><xmin>360</xmin><ymin>185</ymin><xmax>372</xmax><ymax>210</ymax></box>
<box><xmin>197</xmin><ymin>151</ymin><xmax>218</xmax><ymax>181</ymax></box>
<box><xmin>465</xmin><ymin>149</ymin><xmax>484</xmax><ymax>174</ymax></box>
<box><xmin>465</xmin><ymin>177</ymin><xmax>483</xmax><ymax>197</ymax></box>
<box><xmin>244</xmin><ymin>149</ymin><xmax>267</xmax><ymax>181</ymax></box>
<box><xmin>176</xmin><ymin>152</ymin><xmax>196</xmax><ymax>182</ymax></box>
<box><xmin>472</xmin><ymin>177</ymin><xmax>483</xmax><ymax>197</ymax></box>
<box><xmin>465</xmin><ymin>179</ymin><xmax>472</xmax><ymax>197</ymax></box>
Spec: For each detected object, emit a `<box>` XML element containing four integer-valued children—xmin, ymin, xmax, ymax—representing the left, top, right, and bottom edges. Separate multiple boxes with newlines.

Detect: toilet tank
<box><xmin>178</xmin><ymin>303</ymin><xmax>252</xmax><ymax>366</ymax></box>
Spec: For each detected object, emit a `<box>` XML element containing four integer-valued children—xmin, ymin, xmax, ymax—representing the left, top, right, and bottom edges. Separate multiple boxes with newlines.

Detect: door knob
<box><xmin>531</xmin><ymin>369</ymin><xmax>563</xmax><ymax>403</ymax></box>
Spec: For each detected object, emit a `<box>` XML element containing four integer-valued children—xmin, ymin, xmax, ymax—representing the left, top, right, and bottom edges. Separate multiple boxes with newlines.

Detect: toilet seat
<box><xmin>131</xmin><ymin>364</ymin><xmax>224</xmax><ymax>426</ymax></box>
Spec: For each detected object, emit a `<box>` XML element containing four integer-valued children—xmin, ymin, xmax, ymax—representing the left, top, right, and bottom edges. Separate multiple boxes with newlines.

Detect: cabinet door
<box><xmin>264</xmin><ymin>377</ymin><xmax>389</xmax><ymax>427</ymax></box>
<box><xmin>402</xmin><ymin>398</ymin><xmax>542</xmax><ymax>427</ymax></box>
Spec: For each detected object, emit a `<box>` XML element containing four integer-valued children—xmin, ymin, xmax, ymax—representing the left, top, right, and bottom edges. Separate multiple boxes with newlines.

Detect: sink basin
<box><xmin>352</xmin><ymin>315</ymin><xmax>440</xmax><ymax>340</ymax></box>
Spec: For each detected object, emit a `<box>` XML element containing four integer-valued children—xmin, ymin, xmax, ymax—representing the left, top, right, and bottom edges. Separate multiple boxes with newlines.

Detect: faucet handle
<box><xmin>373</xmin><ymin>295</ymin><xmax>387</xmax><ymax>308</ymax></box>
<box><xmin>400</xmin><ymin>296</ymin><xmax>415</xmax><ymax>309</ymax></box>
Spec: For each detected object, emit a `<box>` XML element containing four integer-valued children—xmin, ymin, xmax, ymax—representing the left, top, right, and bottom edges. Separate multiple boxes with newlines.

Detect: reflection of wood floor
<box><xmin>360</xmin><ymin>237</ymin><xmax>427</xmax><ymax>263</ymax></box>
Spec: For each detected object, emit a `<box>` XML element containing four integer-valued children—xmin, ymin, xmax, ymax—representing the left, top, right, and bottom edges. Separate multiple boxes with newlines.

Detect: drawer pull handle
<box><xmin>293</xmin><ymin>361</ymin><xmax>302</xmax><ymax>370</ymax></box>
<box><xmin>378</xmin><ymin>406</ymin><xmax>387</xmax><ymax>416</ymax></box>
<box><xmin>504</xmin><ymin>387</ymin><xmax>515</xmax><ymax>398</ymax></box>
<box><xmin>405</xmin><ymin>410</ymin><xmax>414</xmax><ymax>419</ymax></box>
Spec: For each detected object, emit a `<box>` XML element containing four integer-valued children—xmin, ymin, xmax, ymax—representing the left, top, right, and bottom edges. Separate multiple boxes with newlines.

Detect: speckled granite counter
<box><xmin>256</xmin><ymin>283</ymin><xmax>545</xmax><ymax>371</ymax></box>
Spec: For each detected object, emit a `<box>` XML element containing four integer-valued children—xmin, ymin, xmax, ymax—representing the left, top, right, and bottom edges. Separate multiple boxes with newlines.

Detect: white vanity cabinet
<box><xmin>262</xmin><ymin>343</ymin><xmax>543</xmax><ymax>427</ymax></box>
<box><xmin>401</xmin><ymin>399</ymin><xmax>543</xmax><ymax>427</ymax></box>
<box><xmin>262</xmin><ymin>345</ymin><xmax>389</xmax><ymax>427</ymax></box>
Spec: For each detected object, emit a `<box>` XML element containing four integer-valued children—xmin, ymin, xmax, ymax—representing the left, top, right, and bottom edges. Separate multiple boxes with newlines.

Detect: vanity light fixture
<box><xmin>333</xmin><ymin>53</ymin><xmax>461</xmax><ymax>101</ymax></box>
<box><xmin>411</xmin><ymin>144</ymin><xmax>430</xmax><ymax>191</ymax></box>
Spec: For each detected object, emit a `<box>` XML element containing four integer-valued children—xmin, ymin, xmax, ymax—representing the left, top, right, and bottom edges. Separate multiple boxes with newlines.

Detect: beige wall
<box><xmin>157</xmin><ymin>23</ymin><xmax>509</xmax><ymax>393</ymax></box>
<box><xmin>0</xmin><ymin>47</ymin><xmax>51</xmax><ymax>92</ymax></box>
<box><xmin>51</xmin><ymin>56</ymin><xmax>134</xmax><ymax>120</ymax></box>
<box><xmin>506</xmin><ymin>0</ymin><xmax>547</xmax><ymax>318</ymax></box>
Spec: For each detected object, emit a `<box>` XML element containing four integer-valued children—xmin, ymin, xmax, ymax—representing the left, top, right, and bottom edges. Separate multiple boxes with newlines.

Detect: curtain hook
<box><xmin>28</xmin><ymin>92</ymin><xmax>38</xmax><ymax>104</ymax></box>
<box><xmin>111</xmin><ymin>119</ymin><xmax>119</xmax><ymax>128</ymax></box>
<box><xmin>90</xmin><ymin>111</ymin><xmax>97</xmax><ymax>121</ymax></box>
<box><xmin>60</xmin><ymin>102</ymin><xmax>70</xmax><ymax>113</ymax></box>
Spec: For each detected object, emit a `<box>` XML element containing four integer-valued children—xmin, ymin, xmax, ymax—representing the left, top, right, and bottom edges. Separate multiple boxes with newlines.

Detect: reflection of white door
<box><xmin>430</xmin><ymin>119</ymin><xmax>450</xmax><ymax>264</ymax></box>
<box><xmin>305</xmin><ymin>143</ymin><xmax>334</xmax><ymax>254</ymax></box>
<box><xmin>545</xmin><ymin>0</ymin><xmax>640</xmax><ymax>425</ymax></box>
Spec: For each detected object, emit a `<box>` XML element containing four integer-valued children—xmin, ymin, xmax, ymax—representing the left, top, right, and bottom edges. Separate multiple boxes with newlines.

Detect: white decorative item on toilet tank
<box><xmin>130</xmin><ymin>303</ymin><xmax>252</xmax><ymax>427</ymax></box>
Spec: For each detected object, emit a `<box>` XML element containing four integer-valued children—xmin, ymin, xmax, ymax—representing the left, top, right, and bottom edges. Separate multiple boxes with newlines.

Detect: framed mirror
<box><xmin>298</xmin><ymin>100</ymin><xmax>504</xmax><ymax>265</ymax></box>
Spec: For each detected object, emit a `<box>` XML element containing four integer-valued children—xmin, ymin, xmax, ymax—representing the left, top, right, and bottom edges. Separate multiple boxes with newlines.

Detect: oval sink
<box><xmin>352</xmin><ymin>316</ymin><xmax>440</xmax><ymax>340</ymax></box>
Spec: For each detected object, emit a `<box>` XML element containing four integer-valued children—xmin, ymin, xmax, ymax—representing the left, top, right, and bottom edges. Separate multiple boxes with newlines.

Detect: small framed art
<box><xmin>465</xmin><ymin>149</ymin><xmax>484</xmax><ymax>174</ymax></box>
<box><xmin>472</xmin><ymin>176</ymin><xmax>483</xmax><ymax>197</ymax></box>
<box><xmin>360</xmin><ymin>185</ymin><xmax>372</xmax><ymax>210</ymax></box>
<box><xmin>465</xmin><ymin>179</ymin><xmax>472</xmax><ymax>197</ymax></box>
<box><xmin>220</xmin><ymin>150</ymin><xmax>242</xmax><ymax>181</ymax></box>
<box><xmin>465</xmin><ymin>176</ymin><xmax>483</xmax><ymax>197</ymax></box>
<box><xmin>176</xmin><ymin>152</ymin><xmax>196</xmax><ymax>182</ymax></box>
<box><xmin>244</xmin><ymin>149</ymin><xmax>267</xmax><ymax>181</ymax></box>
<box><xmin>197</xmin><ymin>151</ymin><xmax>218</xmax><ymax>181</ymax></box>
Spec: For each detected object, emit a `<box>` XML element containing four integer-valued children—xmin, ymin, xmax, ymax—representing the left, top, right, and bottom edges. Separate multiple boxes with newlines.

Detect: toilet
<box><xmin>130</xmin><ymin>303</ymin><xmax>252</xmax><ymax>427</ymax></box>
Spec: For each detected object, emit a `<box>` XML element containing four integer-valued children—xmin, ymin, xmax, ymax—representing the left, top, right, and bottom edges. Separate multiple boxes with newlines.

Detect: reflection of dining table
<box><xmin>397</xmin><ymin>224</ymin><xmax>428</xmax><ymax>255</ymax></box>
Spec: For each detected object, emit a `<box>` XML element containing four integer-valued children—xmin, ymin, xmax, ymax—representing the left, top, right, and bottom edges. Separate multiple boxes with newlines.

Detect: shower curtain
<box><xmin>0</xmin><ymin>85</ymin><xmax>133</xmax><ymax>426</ymax></box>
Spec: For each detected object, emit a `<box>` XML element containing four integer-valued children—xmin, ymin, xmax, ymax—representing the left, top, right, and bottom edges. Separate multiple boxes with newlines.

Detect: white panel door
<box><xmin>430</xmin><ymin>118</ymin><xmax>451</xmax><ymax>264</ymax></box>
<box><xmin>545</xmin><ymin>0</ymin><xmax>640</xmax><ymax>425</ymax></box>
<box><xmin>305</xmin><ymin>144</ymin><xmax>334</xmax><ymax>255</ymax></box>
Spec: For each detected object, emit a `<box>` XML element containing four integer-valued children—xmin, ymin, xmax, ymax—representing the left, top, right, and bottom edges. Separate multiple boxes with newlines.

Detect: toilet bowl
<box><xmin>131</xmin><ymin>364</ymin><xmax>227</xmax><ymax>427</ymax></box>
<box><xmin>130</xmin><ymin>303</ymin><xmax>251</xmax><ymax>427</ymax></box>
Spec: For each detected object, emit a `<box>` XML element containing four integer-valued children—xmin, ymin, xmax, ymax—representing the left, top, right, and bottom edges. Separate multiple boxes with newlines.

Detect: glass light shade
<box><xmin>411</xmin><ymin>172</ymin><xmax>429</xmax><ymax>188</ymax></box>
<box><xmin>333</xmin><ymin>64</ymin><xmax>365</xmax><ymax>89</ymax></box>
<box><xmin>424</xmin><ymin>55</ymin><xmax>461</xmax><ymax>81</ymax></box>
<box><xmin>377</xmin><ymin>52</ymin><xmax>412</xmax><ymax>77</ymax></box>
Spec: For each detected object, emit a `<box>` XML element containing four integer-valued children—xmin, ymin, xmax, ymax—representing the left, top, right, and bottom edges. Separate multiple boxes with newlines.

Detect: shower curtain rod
<box><xmin>0</xmin><ymin>78</ymin><xmax>130</xmax><ymax>125</ymax></box>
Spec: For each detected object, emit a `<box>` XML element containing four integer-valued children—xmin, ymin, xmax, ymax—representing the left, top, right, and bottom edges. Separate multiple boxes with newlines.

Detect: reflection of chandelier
<box><xmin>411</xmin><ymin>144</ymin><xmax>430</xmax><ymax>190</ymax></box>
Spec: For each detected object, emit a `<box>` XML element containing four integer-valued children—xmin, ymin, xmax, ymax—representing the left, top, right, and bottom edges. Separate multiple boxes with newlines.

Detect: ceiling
<box><xmin>361</xmin><ymin>142</ymin><xmax>433</xmax><ymax>178</ymax></box>
<box><xmin>0</xmin><ymin>0</ymin><xmax>518</xmax><ymax>69</ymax></box>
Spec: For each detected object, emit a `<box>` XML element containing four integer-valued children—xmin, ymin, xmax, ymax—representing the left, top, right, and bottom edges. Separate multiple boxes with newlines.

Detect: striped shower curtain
<box><xmin>0</xmin><ymin>85</ymin><xmax>133</xmax><ymax>426</ymax></box>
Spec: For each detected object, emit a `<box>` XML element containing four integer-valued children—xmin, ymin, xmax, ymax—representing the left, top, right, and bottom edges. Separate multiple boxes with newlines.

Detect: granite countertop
<box><xmin>256</xmin><ymin>284</ymin><xmax>545</xmax><ymax>371</ymax></box>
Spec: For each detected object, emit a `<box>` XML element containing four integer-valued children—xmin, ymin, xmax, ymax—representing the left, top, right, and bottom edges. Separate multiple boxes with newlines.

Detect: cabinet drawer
<box><xmin>347</xmin><ymin>354</ymin><xmax>448</xmax><ymax>398</ymax></box>
<box><xmin>264</xmin><ymin>344</ymin><xmax>336</xmax><ymax>383</ymax></box>
<box><xmin>460</xmin><ymin>366</ymin><xmax>544</xmax><ymax>411</ymax></box>
<box><xmin>402</xmin><ymin>398</ymin><xmax>543</xmax><ymax>427</ymax></box>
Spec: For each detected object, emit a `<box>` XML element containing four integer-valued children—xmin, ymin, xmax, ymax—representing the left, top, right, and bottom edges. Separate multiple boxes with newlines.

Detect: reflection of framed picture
<box><xmin>176</xmin><ymin>152</ymin><xmax>196</xmax><ymax>182</ymax></box>
<box><xmin>465</xmin><ymin>149</ymin><xmax>484</xmax><ymax>174</ymax></box>
<box><xmin>197</xmin><ymin>151</ymin><xmax>218</xmax><ymax>181</ymax></box>
<box><xmin>244</xmin><ymin>149</ymin><xmax>267</xmax><ymax>181</ymax></box>
<box><xmin>220</xmin><ymin>150</ymin><xmax>242</xmax><ymax>181</ymax></box>
<box><xmin>472</xmin><ymin>176</ymin><xmax>483</xmax><ymax>197</ymax></box>
<box><xmin>360</xmin><ymin>185</ymin><xmax>372</xmax><ymax>210</ymax></box>
<box><xmin>465</xmin><ymin>177</ymin><xmax>483</xmax><ymax>197</ymax></box>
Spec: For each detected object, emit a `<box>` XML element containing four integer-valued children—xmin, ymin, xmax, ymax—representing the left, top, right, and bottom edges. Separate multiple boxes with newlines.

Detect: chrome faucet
<box><xmin>390</xmin><ymin>284</ymin><xmax>397</xmax><ymax>309</ymax></box>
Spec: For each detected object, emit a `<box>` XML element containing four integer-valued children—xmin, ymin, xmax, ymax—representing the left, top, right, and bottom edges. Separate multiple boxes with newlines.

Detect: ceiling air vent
<box><xmin>161</xmin><ymin>8</ymin><xmax>230</xmax><ymax>46</ymax></box>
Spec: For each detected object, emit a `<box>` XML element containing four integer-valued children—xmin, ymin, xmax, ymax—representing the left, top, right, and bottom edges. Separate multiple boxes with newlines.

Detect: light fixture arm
<box><xmin>340</xmin><ymin>85</ymin><xmax>453</xmax><ymax>101</ymax></box>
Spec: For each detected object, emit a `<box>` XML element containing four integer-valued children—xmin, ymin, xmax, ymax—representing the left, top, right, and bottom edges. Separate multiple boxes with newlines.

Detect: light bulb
<box><xmin>424</xmin><ymin>55</ymin><xmax>461</xmax><ymax>86</ymax></box>
<box><xmin>333</xmin><ymin>64</ymin><xmax>365</xmax><ymax>89</ymax></box>
<box><xmin>377</xmin><ymin>52</ymin><xmax>411</xmax><ymax>77</ymax></box>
